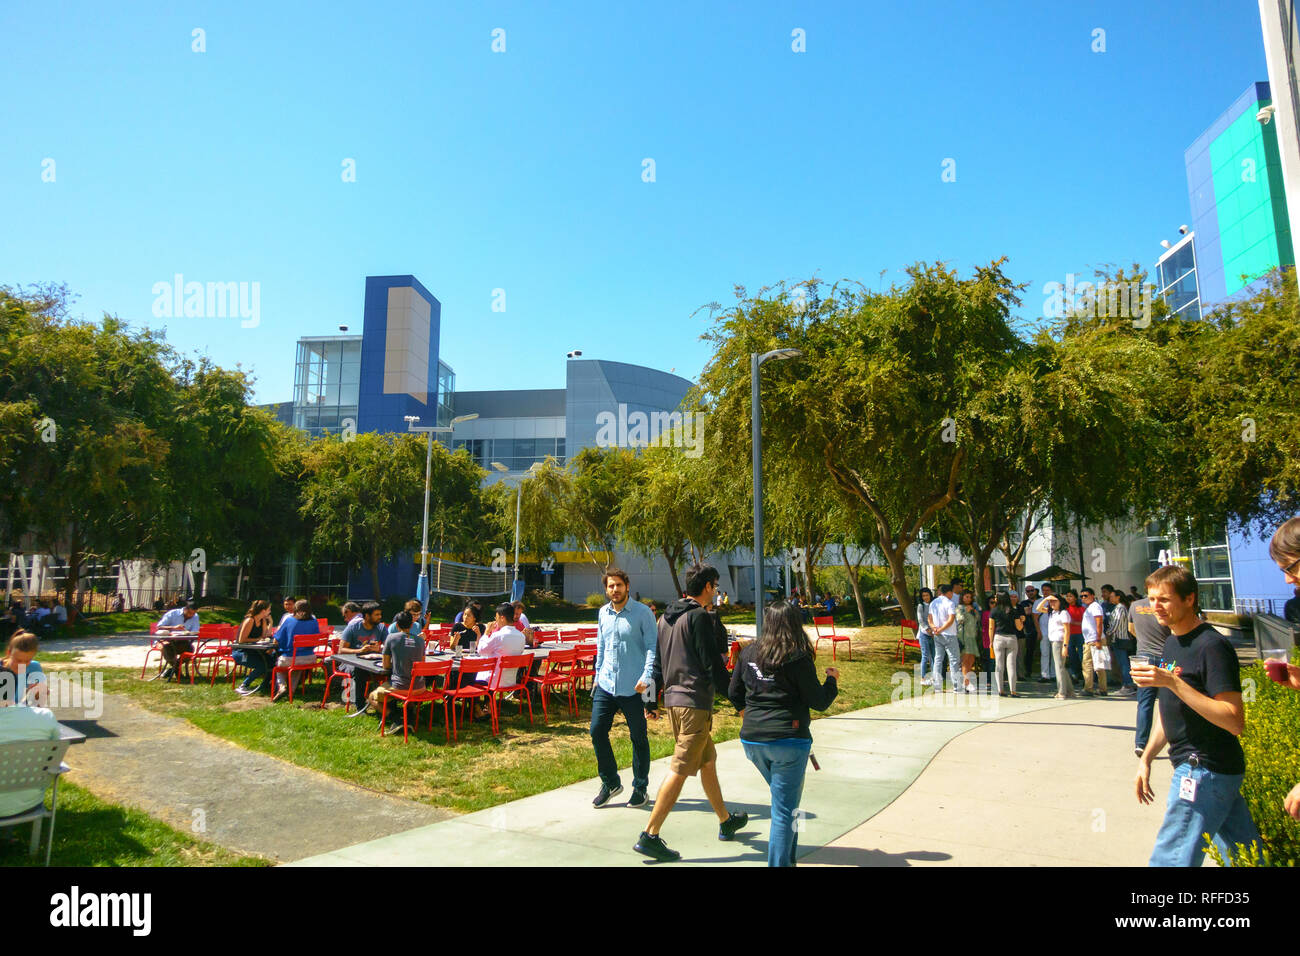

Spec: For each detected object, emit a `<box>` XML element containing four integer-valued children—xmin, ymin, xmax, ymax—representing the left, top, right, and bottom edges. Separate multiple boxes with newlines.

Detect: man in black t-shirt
<box><xmin>1133</xmin><ymin>566</ymin><xmax>1259</xmax><ymax>866</ymax></box>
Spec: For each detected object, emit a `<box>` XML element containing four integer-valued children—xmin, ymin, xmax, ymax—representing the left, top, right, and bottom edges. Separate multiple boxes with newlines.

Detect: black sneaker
<box><xmin>628</xmin><ymin>788</ymin><xmax>647</xmax><ymax>808</ymax></box>
<box><xmin>593</xmin><ymin>783</ymin><xmax>623</xmax><ymax>808</ymax></box>
<box><xmin>633</xmin><ymin>831</ymin><xmax>680</xmax><ymax>862</ymax></box>
<box><xmin>718</xmin><ymin>811</ymin><xmax>749</xmax><ymax>841</ymax></box>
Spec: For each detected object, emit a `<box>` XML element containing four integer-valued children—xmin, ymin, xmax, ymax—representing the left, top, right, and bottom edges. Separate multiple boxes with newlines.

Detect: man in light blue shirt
<box><xmin>590</xmin><ymin>567</ymin><xmax>658</xmax><ymax>809</ymax></box>
<box><xmin>154</xmin><ymin>602</ymin><xmax>199</xmax><ymax>681</ymax></box>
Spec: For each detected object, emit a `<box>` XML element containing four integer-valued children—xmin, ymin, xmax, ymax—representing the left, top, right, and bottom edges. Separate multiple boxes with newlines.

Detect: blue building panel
<box><xmin>1228</xmin><ymin>528</ymin><xmax>1294</xmax><ymax>612</ymax></box>
<box><xmin>356</xmin><ymin>275</ymin><xmax>443</xmax><ymax>435</ymax></box>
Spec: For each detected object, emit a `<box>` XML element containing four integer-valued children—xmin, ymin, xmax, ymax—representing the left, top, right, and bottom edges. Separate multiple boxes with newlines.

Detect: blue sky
<box><xmin>2</xmin><ymin>0</ymin><xmax>1270</xmax><ymax>404</ymax></box>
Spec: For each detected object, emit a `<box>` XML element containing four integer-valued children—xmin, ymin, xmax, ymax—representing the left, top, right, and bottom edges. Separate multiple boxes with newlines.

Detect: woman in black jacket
<box><xmin>728</xmin><ymin>601</ymin><xmax>838</xmax><ymax>867</ymax></box>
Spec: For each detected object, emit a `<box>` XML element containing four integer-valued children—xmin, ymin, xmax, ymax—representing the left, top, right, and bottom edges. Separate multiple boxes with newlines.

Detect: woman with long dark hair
<box><xmin>727</xmin><ymin>601</ymin><xmax>838</xmax><ymax>867</ymax></box>
<box><xmin>915</xmin><ymin>588</ymin><xmax>935</xmax><ymax>687</ymax></box>
<box><xmin>233</xmin><ymin>600</ymin><xmax>274</xmax><ymax>696</ymax></box>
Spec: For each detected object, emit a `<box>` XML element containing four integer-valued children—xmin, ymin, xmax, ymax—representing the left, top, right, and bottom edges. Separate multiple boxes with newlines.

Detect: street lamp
<box><xmin>492</xmin><ymin>460</ymin><xmax>543</xmax><ymax>600</ymax></box>
<box><xmin>406</xmin><ymin>412</ymin><xmax>479</xmax><ymax>609</ymax></box>
<box><xmin>752</xmin><ymin>348</ymin><xmax>802</xmax><ymax>639</ymax></box>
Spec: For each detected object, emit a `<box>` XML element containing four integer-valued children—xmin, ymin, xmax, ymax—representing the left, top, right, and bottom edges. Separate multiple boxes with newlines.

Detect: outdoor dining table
<box><xmin>326</xmin><ymin>647</ymin><xmax>560</xmax><ymax>715</ymax></box>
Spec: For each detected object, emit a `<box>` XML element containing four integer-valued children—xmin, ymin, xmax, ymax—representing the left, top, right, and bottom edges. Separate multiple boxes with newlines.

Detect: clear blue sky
<box><xmin>1</xmin><ymin>0</ymin><xmax>1270</xmax><ymax>404</ymax></box>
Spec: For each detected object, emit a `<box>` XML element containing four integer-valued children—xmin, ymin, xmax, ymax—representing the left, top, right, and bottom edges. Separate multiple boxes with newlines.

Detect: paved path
<box><xmin>288</xmin><ymin>681</ymin><xmax>1170</xmax><ymax>867</ymax></box>
<box><xmin>53</xmin><ymin>692</ymin><xmax>452</xmax><ymax>862</ymax></box>
<box><xmin>45</xmin><ymin>633</ymin><xmax>153</xmax><ymax>669</ymax></box>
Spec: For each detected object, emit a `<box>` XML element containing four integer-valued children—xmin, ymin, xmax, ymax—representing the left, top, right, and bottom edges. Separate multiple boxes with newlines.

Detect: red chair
<box><xmin>897</xmin><ymin>618</ymin><xmax>921</xmax><ymax>664</ymax></box>
<box><xmin>270</xmin><ymin>634</ymin><xmax>325</xmax><ymax>702</ymax></box>
<box><xmin>316</xmin><ymin>618</ymin><xmax>332</xmax><ymax>635</ymax></box>
<box><xmin>529</xmin><ymin>647</ymin><xmax>577</xmax><ymax>721</ymax></box>
<box><xmin>174</xmin><ymin>624</ymin><xmax>223</xmax><ymax>681</ymax></box>
<box><xmin>140</xmin><ymin>622</ymin><xmax>166</xmax><ymax>678</ymax></box>
<box><xmin>569</xmin><ymin>644</ymin><xmax>598</xmax><ymax>708</ymax></box>
<box><xmin>487</xmin><ymin>653</ymin><xmax>535</xmax><ymax>735</ymax></box>
<box><xmin>813</xmin><ymin>616</ymin><xmax>851</xmax><ymax>661</ymax></box>
<box><xmin>185</xmin><ymin>624</ymin><xmax>236</xmax><ymax>684</ymax></box>
<box><xmin>320</xmin><ymin>652</ymin><xmax>365</xmax><ymax>711</ymax></box>
<box><xmin>445</xmin><ymin>657</ymin><xmax>496</xmax><ymax>741</ymax></box>
<box><xmin>382</xmin><ymin>660</ymin><xmax>454</xmax><ymax>742</ymax></box>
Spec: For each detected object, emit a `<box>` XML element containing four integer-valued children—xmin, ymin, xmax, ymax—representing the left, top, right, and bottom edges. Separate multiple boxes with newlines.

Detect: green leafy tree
<box><xmin>299</xmin><ymin>431</ymin><xmax>427</xmax><ymax>600</ymax></box>
<box><xmin>698</xmin><ymin>264</ymin><xmax>1026</xmax><ymax>612</ymax></box>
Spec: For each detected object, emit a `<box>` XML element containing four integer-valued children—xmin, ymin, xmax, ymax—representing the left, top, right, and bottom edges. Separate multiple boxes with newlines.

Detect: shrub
<box><xmin>1207</xmin><ymin>651</ymin><xmax>1300</xmax><ymax>866</ymax></box>
<box><xmin>585</xmin><ymin>592</ymin><xmax>605</xmax><ymax>608</ymax></box>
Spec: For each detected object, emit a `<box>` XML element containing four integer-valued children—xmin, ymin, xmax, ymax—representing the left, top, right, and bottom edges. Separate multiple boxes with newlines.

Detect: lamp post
<box><xmin>492</xmin><ymin>460</ymin><xmax>543</xmax><ymax>600</ymax></box>
<box><xmin>751</xmin><ymin>348</ymin><xmax>802</xmax><ymax>639</ymax></box>
<box><xmin>406</xmin><ymin>412</ymin><xmax>478</xmax><ymax>609</ymax></box>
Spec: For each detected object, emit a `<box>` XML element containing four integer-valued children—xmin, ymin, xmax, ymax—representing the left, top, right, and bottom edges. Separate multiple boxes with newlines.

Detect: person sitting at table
<box><xmin>271</xmin><ymin>600</ymin><xmax>321</xmax><ymax>702</ymax></box>
<box><xmin>367</xmin><ymin>610</ymin><xmax>424</xmax><ymax>722</ymax></box>
<box><xmin>388</xmin><ymin>599</ymin><xmax>424</xmax><ymax>639</ymax></box>
<box><xmin>2</xmin><ymin>631</ymin><xmax>47</xmax><ymax>706</ymax></box>
<box><xmin>275</xmin><ymin>595</ymin><xmax>297</xmax><ymax>630</ymax></box>
<box><xmin>339</xmin><ymin>601</ymin><xmax>384</xmax><ymax>652</ymax></box>
<box><xmin>0</xmin><ymin>665</ymin><xmax>61</xmax><ymax>821</ymax></box>
<box><xmin>340</xmin><ymin>601</ymin><xmax>360</xmax><ymax>626</ymax></box>
<box><xmin>453</xmin><ymin>600</ymin><xmax>482</xmax><ymax>626</ymax></box>
<box><xmin>450</xmin><ymin>603</ymin><xmax>484</xmax><ymax>650</ymax></box>
<box><xmin>232</xmin><ymin>600</ymin><xmax>275</xmax><ymax>696</ymax></box>
<box><xmin>154</xmin><ymin>601</ymin><xmax>199</xmax><ymax>681</ymax></box>
<box><xmin>511</xmin><ymin>600</ymin><xmax>532</xmax><ymax>631</ymax></box>
<box><xmin>473</xmin><ymin>604</ymin><xmax>528</xmax><ymax>706</ymax></box>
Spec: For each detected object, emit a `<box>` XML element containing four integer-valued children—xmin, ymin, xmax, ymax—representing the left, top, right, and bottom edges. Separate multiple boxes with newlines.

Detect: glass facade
<box><xmin>292</xmin><ymin>337</ymin><xmax>363</xmax><ymax>437</ymax></box>
<box><xmin>436</xmin><ymin>361</ymin><xmax>455</xmax><ymax>428</ymax></box>
<box><xmin>452</xmin><ymin>436</ymin><xmax>565</xmax><ymax>471</ymax></box>
<box><xmin>1143</xmin><ymin>518</ymin><xmax>1235</xmax><ymax>611</ymax></box>
<box><xmin>1156</xmin><ymin>236</ymin><xmax>1202</xmax><ymax>320</ymax></box>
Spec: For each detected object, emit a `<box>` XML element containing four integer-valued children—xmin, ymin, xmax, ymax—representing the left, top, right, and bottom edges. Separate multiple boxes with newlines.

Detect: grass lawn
<box><xmin>0</xmin><ymin>781</ymin><xmax>268</xmax><ymax>867</ymax></box>
<box><xmin>88</xmin><ymin>625</ymin><xmax>907</xmax><ymax>814</ymax></box>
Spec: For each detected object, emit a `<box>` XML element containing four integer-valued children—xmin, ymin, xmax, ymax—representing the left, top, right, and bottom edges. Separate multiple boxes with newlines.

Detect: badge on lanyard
<box><xmin>1179</xmin><ymin>773</ymin><xmax>1198</xmax><ymax>803</ymax></box>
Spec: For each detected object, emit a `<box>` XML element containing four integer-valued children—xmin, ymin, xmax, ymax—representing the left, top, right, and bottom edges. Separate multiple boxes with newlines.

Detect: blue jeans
<box><xmin>233</xmin><ymin>649</ymin><xmax>270</xmax><ymax>691</ymax></box>
<box><xmin>741</xmin><ymin>737</ymin><xmax>811</xmax><ymax>867</ymax></box>
<box><xmin>932</xmin><ymin>633</ymin><xmax>961</xmax><ymax>690</ymax></box>
<box><xmin>1135</xmin><ymin>687</ymin><xmax>1157</xmax><ymax>751</ymax></box>
<box><xmin>918</xmin><ymin>632</ymin><xmax>935</xmax><ymax>678</ymax></box>
<box><xmin>590</xmin><ymin>685</ymin><xmax>650</xmax><ymax>791</ymax></box>
<box><xmin>1149</xmin><ymin>761</ymin><xmax>1259</xmax><ymax>866</ymax></box>
<box><xmin>1114</xmin><ymin>646</ymin><xmax>1134</xmax><ymax>689</ymax></box>
<box><xmin>1068</xmin><ymin>635</ymin><xmax>1083</xmax><ymax>681</ymax></box>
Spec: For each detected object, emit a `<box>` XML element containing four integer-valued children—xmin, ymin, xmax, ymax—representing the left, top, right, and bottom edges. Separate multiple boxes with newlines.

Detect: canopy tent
<box><xmin>1021</xmin><ymin>564</ymin><xmax>1084</xmax><ymax>582</ymax></box>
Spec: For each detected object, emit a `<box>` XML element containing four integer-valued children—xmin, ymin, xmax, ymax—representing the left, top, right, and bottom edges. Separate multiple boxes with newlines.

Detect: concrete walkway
<box><xmin>288</xmin><ymin>681</ymin><xmax>1169</xmax><ymax>867</ymax></box>
<box><xmin>53</xmin><ymin>692</ymin><xmax>452</xmax><ymax>862</ymax></box>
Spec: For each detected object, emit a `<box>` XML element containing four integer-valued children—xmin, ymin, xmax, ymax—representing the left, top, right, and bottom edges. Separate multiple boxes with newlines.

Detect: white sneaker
<box><xmin>920</xmin><ymin>677</ymin><xmax>932</xmax><ymax>686</ymax></box>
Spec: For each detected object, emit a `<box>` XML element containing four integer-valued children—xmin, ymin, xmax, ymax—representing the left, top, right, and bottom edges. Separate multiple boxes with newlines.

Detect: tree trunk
<box><xmin>64</xmin><ymin>548</ymin><xmax>82</xmax><ymax>625</ymax></box>
<box><xmin>662</xmin><ymin>544</ymin><xmax>683</xmax><ymax>597</ymax></box>
<box><xmin>370</xmin><ymin>543</ymin><xmax>383</xmax><ymax>601</ymax></box>
<box><xmin>842</xmin><ymin>546</ymin><xmax>867</xmax><ymax>626</ymax></box>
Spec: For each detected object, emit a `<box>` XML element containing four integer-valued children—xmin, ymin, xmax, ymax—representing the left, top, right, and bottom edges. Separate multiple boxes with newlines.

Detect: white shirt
<box><xmin>476</xmin><ymin>626</ymin><xmax>527</xmax><ymax>682</ymax></box>
<box><xmin>928</xmin><ymin>595</ymin><xmax>957</xmax><ymax>637</ymax></box>
<box><xmin>1047</xmin><ymin>609</ymin><xmax>1071</xmax><ymax>642</ymax></box>
<box><xmin>157</xmin><ymin>608</ymin><xmax>199</xmax><ymax>634</ymax></box>
<box><xmin>1034</xmin><ymin>596</ymin><xmax>1055</xmax><ymax>640</ymax></box>
<box><xmin>1081</xmin><ymin>602</ymin><xmax>1105</xmax><ymax>643</ymax></box>
<box><xmin>52</xmin><ymin>605</ymin><xmax>67</xmax><ymax>623</ymax></box>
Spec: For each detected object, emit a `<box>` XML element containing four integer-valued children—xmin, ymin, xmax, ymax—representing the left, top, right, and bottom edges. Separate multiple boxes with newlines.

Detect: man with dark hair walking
<box><xmin>1134</xmin><ymin>565</ymin><xmax>1259</xmax><ymax>866</ymax></box>
<box><xmin>591</xmin><ymin>567</ymin><xmax>657</xmax><ymax>809</ymax></box>
<box><xmin>634</xmin><ymin>563</ymin><xmax>747</xmax><ymax>862</ymax></box>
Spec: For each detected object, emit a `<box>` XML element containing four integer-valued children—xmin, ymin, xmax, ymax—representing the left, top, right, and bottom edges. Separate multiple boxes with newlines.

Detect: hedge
<box><xmin>1208</xmin><ymin>650</ymin><xmax>1300</xmax><ymax>866</ymax></box>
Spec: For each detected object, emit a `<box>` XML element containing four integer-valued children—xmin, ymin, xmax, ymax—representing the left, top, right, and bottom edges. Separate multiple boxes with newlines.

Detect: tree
<box><xmin>616</xmin><ymin>447</ymin><xmax>719</xmax><ymax>595</ymax></box>
<box><xmin>0</xmin><ymin>286</ymin><xmax>180</xmax><ymax>616</ymax></box>
<box><xmin>299</xmin><ymin>431</ymin><xmax>427</xmax><ymax>599</ymax></box>
<box><xmin>697</xmin><ymin>263</ymin><xmax>1027</xmax><ymax>612</ymax></box>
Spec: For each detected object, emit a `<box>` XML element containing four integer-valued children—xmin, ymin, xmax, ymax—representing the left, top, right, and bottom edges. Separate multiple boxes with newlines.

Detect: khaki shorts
<box><xmin>668</xmin><ymin>707</ymin><xmax>716</xmax><ymax>776</ymax></box>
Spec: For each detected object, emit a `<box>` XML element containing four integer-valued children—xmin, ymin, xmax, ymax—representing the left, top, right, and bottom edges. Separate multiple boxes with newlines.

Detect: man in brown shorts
<box><xmin>634</xmin><ymin>563</ymin><xmax>748</xmax><ymax>862</ymax></box>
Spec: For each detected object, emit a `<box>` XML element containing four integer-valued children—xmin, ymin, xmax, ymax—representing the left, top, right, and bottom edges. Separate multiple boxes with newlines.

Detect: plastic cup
<box><xmin>1264</xmin><ymin>648</ymin><xmax>1290</xmax><ymax>684</ymax></box>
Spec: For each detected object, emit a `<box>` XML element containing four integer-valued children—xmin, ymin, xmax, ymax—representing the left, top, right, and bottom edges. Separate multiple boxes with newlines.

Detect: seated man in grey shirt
<box><xmin>366</xmin><ymin>611</ymin><xmax>425</xmax><ymax>723</ymax></box>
